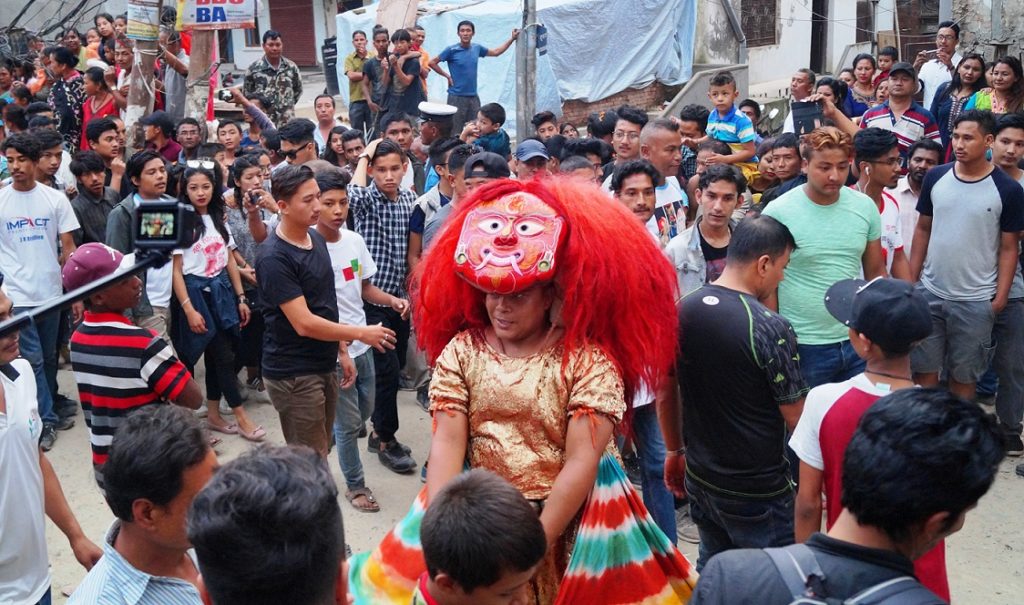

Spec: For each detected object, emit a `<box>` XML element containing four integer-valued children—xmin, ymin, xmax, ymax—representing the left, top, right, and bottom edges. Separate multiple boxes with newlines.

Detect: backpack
<box><xmin>765</xmin><ymin>544</ymin><xmax>943</xmax><ymax>605</ymax></box>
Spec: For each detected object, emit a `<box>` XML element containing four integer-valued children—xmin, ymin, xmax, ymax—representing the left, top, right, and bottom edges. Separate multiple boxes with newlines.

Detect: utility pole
<box><xmin>125</xmin><ymin>0</ymin><xmax>163</xmax><ymax>154</ymax></box>
<box><xmin>185</xmin><ymin>30</ymin><xmax>215</xmax><ymax>134</ymax></box>
<box><xmin>515</xmin><ymin>0</ymin><xmax>536</xmax><ymax>144</ymax></box>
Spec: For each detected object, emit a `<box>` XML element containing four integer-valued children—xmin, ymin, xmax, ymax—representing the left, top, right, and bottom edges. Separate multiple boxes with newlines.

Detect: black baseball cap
<box><xmin>141</xmin><ymin>110</ymin><xmax>176</xmax><ymax>134</ymax></box>
<box><xmin>824</xmin><ymin>277</ymin><xmax>931</xmax><ymax>352</ymax></box>
<box><xmin>888</xmin><ymin>62</ymin><xmax>916</xmax><ymax>79</ymax></box>
<box><xmin>464</xmin><ymin>152</ymin><xmax>511</xmax><ymax>179</ymax></box>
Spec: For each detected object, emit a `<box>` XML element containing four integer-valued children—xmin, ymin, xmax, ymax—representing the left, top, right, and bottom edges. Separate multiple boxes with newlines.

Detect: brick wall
<box><xmin>560</xmin><ymin>82</ymin><xmax>666</xmax><ymax>126</ymax></box>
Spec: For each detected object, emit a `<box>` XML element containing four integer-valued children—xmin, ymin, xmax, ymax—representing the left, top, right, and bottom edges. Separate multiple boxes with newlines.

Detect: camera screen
<box><xmin>138</xmin><ymin>212</ymin><xmax>176</xmax><ymax>241</ymax></box>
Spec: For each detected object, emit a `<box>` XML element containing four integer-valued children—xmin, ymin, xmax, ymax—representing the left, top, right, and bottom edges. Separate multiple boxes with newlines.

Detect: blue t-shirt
<box><xmin>437</xmin><ymin>43</ymin><xmax>489</xmax><ymax>97</ymax></box>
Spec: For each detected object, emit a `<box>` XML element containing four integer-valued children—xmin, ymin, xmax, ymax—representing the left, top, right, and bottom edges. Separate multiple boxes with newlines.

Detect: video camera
<box><xmin>0</xmin><ymin>202</ymin><xmax>195</xmax><ymax>338</ymax></box>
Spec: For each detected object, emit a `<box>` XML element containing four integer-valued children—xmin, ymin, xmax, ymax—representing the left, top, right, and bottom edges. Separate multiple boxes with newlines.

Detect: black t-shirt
<box><xmin>698</xmin><ymin>228</ymin><xmax>728</xmax><ymax>284</ymax></box>
<box><xmin>385</xmin><ymin>54</ymin><xmax>425</xmax><ymax>116</ymax></box>
<box><xmin>690</xmin><ymin>533</ymin><xmax>944</xmax><ymax>605</ymax></box>
<box><xmin>677</xmin><ymin>284</ymin><xmax>808</xmax><ymax>497</ymax></box>
<box><xmin>255</xmin><ymin>229</ymin><xmax>339</xmax><ymax>379</ymax></box>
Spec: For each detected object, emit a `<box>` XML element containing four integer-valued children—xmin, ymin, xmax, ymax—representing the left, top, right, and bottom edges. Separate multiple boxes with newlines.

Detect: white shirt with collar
<box><xmin>891</xmin><ymin>175</ymin><xmax>921</xmax><ymax>258</ymax></box>
<box><xmin>0</xmin><ymin>359</ymin><xmax>49</xmax><ymax>604</ymax></box>
<box><xmin>919</xmin><ymin>52</ymin><xmax>963</xmax><ymax>110</ymax></box>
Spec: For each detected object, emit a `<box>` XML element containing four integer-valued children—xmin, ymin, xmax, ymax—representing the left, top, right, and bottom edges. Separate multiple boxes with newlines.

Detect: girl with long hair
<box><xmin>321</xmin><ymin>125</ymin><xmax>349</xmax><ymax>167</ymax></box>
<box><xmin>226</xmin><ymin>154</ymin><xmax>275</xmax><ymax>392</ymax></box>
<box><xmin>80</xmin><ymin>67</ymin><xmax>118</xmax><ymax>150</ymax></box>
<box><xmin>171</xmin><ymin>164</ymin><xmax>264</xmax><ymax>442</ymax></box>
<box><xmin>931</xmin><ymin>53</ymin><xmax>987</xmax><ymax>156</ymax></box>
<box><xmin>965</xmin><ymin>56</ymin><xmax>1024</xmax><ymax>114</ymax></box>
<box><xmin>848</xmin><ymin>53</ymin><xmax>877</xmax><ymax>117</ymax></box>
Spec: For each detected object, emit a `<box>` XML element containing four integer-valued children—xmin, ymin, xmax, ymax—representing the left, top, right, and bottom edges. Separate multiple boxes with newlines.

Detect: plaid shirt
<box><xmin>348</xmin><ymin>181</ymin><xmax>416</xmax><ymax>300</ymax></box>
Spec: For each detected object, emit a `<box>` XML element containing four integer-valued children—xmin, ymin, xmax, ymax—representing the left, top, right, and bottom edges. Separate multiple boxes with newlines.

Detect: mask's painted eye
<box><xmin>478</xmin><ymin>217</ymin><xmax>505</xmax><ymax>234</ymax></box>
<box><xmin>515</xmin><ymin>219</ymin><xmax>544</xmax><ymax>236</ymax></box>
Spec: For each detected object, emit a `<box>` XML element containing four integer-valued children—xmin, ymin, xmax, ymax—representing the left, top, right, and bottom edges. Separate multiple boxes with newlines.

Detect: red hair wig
<box><xmin>412</xmin><ymin>177</ymin><xmax>679</xmax><ymax>405</ymax></box>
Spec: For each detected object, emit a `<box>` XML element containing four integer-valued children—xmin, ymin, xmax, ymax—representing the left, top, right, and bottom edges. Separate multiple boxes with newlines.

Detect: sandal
<box><xmin>208</xmin><ymin>421</ymin><xmax>238</xmax><ymax>435</ymax></box>
<box><xmin>238</xmin><ymin>424</ymin><xmax>267</xmax><ymax>442</ymax></box>
<box><xmin>345</xmin><ymin>487</ymin><xmax>380</xmax><ymax>513</ymax></box>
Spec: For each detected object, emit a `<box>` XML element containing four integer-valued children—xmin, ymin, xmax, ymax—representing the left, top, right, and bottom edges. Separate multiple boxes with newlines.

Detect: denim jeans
<box><xmin>797</xmin><ymin>340</ymin><xmax>866</xmax><ymax>389</ymax></box>
<box><xmin>685</xmin><ymin>475</ymin><xmax>794</xmax><ymax>572</ymax></box>
<box><xmin>334</xmin><ymin>350</ymin><xmax>376</xmax><ymax>490</ymax></box>
<box><xmin>365</xmin><ymin>304</ymin><xmax>410</xmax><ymax>443</ymax></box>
<box><xmin>14</xmin><ymin>307</ymin><xmax>59</xmax><ymax>424</ymax></box>
<box><xmin>632</xmin><ymin>404</ymin><xmax>677</xmax><ymax>545</ymax></box>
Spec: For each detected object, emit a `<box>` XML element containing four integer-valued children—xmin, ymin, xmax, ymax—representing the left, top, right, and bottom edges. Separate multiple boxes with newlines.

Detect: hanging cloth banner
<box><xmin>179</xmin><ymin>0</ymin><xmax>257</xmax><ymax>31</ymax></box>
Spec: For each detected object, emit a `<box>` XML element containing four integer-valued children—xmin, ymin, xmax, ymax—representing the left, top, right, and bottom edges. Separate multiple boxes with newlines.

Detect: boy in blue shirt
<box><xmin>702</xmin><ymin>70</ymin><xmax>758</xmax><ymax>181</ymax></box>
<box><xmin>474</xmin><ymin>103</ymin><xmax>511</xmax><ymax>160</ymax></box>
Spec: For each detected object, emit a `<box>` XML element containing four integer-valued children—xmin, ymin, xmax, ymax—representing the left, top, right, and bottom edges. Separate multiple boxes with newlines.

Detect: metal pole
<box><xmin>515</xmin><ymin>0</ymin><xmax>536</xmax><ymax>144</ymax></box>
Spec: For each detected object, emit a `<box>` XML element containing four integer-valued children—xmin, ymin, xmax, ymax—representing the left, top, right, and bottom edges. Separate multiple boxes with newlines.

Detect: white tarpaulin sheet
<box><xmin>335</xmin><ymin>0</ymin><xmax>696</xmax><ymax>133</ymax></box>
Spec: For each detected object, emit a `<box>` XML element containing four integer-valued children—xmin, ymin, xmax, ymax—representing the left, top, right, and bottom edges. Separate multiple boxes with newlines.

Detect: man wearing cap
<box><xmin>661</xmin><ymin>214</ymin><xmax>807</xmax><ymax>571</ymax></box>
<box><xmin>512</xmin><ymin>139</ymin><xmax>550</xmax><ymax>181</ymax></box>
<box><xmin>790</xmin><ymin>277</ymin><xmax>949</xmax><ymax>601</ymax></box>
<box><xmin>417</xmin><ymin>101</ymin><xmax>457</xmax><ymax>191</ymax></box>
<box><xmin>859</xmin><ymin>63</ymin><xmax>941</xmax><ymax>173</ymax></box>
<box><xmin>422</xmin><ymin>149</ymin><xmax>509</xmax><ymax>250</ymax></box>
<box><xmin>141</xmin><ymin>111</ymin><xmax>182</xmax><ymax>164</ymax></box>
<box><xmin>63</xmin><ymin>243</ymin><xmax>202</xmax><ymax>485</ymax></box>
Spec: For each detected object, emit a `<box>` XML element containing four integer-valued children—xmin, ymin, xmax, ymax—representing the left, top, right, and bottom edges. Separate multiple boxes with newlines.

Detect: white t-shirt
<box><xmin>789</xmin><ymin>373</ymin><xmax>894</xmax><ymax>470</ymax></box>
<box><xmin>891</xmin><ymin>176</ymin><xmax>920</xmax><ymax>259</ymax></box>
<box><xmin>173</xmin><ymin>215</ymin><xmax>235</xmax><ymax>277</ymax></box>
<box><xmin>919</xmin><ymin>53</ymin><xmax>962</xmax><ymax>111</ymax></box>
<box><xmin>649</xmin><ymin>176</ymin><xmax>688</xmax><ymax>246</ymax></box>
<box><xmin>0</xmin><ymin>183</ymin><xmax>79</xmax><ymax>306</ymax></box>
<box><xmin>325</xmin><ymin>230</ymin><xmax>378</xmax><ymax>358</ymax></box>
<box><xmin>878</xmin><ymin>191</ymin><xmax>904</xmax><ymax>273</ymax></box>
<box><xmin>0</xmin><ymin>359</ymin><xmax>50</xmax><ymax>604</ymax></box>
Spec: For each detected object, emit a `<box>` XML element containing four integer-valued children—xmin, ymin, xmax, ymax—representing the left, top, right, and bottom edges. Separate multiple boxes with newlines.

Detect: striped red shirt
<box><xmin>70</xmin><ymin>312</ymin><xmax>191</xmax><ymax>465</ymax></box>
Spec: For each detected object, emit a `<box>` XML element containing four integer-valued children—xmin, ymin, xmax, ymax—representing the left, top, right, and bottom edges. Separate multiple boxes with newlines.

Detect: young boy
<box><xmin>874</xmin><ymin>46</ymin><xmax>898</xmax><ymax>88</ymax></box>
<box><xmin>703</xmin><ymin>71</ymin><xmax>757</xmax><ymax>181</ymax></box>
<box><xmin>62</xmin><ymin>243</ymin><xmax>203</xmax><ymax>485</ymax></box>
<box><xmin>789</xmin><ymin>277</ymin><xmax>947</xmax><ymax>600</ymax></box>
<box><xmin>474</xmin><ymin>102</ymin><xmax>511</xmax><ymax>159</ymax></box>
<box><xmin>256</xmin><ymin>164</ymin><xmax>394</xmax><ymax>459</ymax></box>
<box><xmin>416</xmin><ymin>469</ymin><xmax>547</xmax><ymax>605</ymax></box>
<box><xmin>314</xmin><ymin>168</ymin><xmax>409</xmax><ymax>512</ymax></box>
<box><xmin>384</xmin><ymin>29</ymin><xmax>425</xmax><ymax>118</ymax></box>
<box><xmin>69</xmin><ymin>150</ymin><xmax>121</xmax><ymax>245</ymax></box>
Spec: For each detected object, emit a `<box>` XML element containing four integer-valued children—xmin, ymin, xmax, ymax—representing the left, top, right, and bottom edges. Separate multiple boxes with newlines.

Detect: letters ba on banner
<box><xmin>180</xmin><ymin>0</ymin><xmax>257</xmax><ymax>31</ymax></box>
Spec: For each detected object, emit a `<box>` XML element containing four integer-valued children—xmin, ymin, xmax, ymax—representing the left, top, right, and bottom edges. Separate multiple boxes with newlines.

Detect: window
<box><xmin>856</xmin><ymin>1</ymin><xmax>871</xmax><ymax>44</ymax></box>
<box><xmin>244</xmin><ymin>15</ymin><xmax>262</xmax><ymax>47</ymax></box>
<box><xmin>742</xmin><ymin>0</ymin><xmax>778</xmax><ymax>48</ymax></box>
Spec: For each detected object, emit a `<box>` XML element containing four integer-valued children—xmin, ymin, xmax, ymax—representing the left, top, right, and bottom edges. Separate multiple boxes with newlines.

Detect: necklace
<box><xmin>275</xmin><ymin>225</ymin><xmax>311</xmax><ymax>250</ymax></box>
<box><xmin>865</xmin><ymin>369</ymin><xmax>913</xmax><ymax>382</ymax></box>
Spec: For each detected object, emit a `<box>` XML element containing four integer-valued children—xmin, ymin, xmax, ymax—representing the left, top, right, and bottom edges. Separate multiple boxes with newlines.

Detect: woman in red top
<box><xmin>80</xmin><ymin>67</ymin><xmax>118</xmax><ymax>150</ymax></box>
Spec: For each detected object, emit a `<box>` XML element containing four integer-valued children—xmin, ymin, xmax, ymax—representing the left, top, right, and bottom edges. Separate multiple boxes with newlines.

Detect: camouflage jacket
<box><xmin>242</xmin><ymin>55</ymin><xmax>303</xmax><ymax>127</ymax></box>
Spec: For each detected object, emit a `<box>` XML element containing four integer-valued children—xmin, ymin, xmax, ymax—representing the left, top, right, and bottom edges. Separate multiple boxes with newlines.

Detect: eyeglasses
<box><xmin>935</xmin><ymin>34</ymin><xmax>955</xmax><ymax>42</ymax></box>
<box><xmin>868</xmin><ymin>158</ymin><xmax>903</xmax><ymax>167</ymax></box>
<box><xmin>186</xmin><ymin>159</ymin><xmax>216</xmax><ymax>170</ymax></box>
<box><xmin>613</xmin><ymin>131</ymin><xmax>640</xmax><ymax>141</ymax></box>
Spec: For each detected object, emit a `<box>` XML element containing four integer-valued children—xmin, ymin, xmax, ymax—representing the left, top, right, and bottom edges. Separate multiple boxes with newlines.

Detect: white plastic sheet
<box><xmin>335</xmin><ymin>0</ymin><xmax>696</xmax><ymax>133</ymax></box>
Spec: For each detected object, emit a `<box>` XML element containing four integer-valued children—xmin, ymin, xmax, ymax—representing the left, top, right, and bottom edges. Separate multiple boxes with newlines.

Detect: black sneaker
<box><xmin>416</xmin><ymin>386</ymin><xmax>430</xmax><ymax>411</ymax></box>
<box><xmin>54</xmin><ymin>415</ymin><xmax>75</xmax><ymax>431</ymax></box>
<box><xmin>1005</xmin><ymin>433</ymin><xmax>1024</xmax><ymax>457</ymax></box>
<box><xmin>55</xmin><ymin>395</ymin><xmax>78</xmax><ymax>418</ymax></box>
<box><xmin>378</xmin><ymin>440</ymin><xmax>417</xmax><ymax>474</ymax></box>
<box><xmin>367</xmin><ymin>431</ymin><xmax>411</xmax><ymax>455</ymax></box>
<box><xmin>40</xmin><ymin>424</ymin><xmax>58</xmax><ymax>451</ymax></box>
<box><xmin>358</xmin><ymin>424</ymin><xmax>368</xmax><ymax>439</ymax></box>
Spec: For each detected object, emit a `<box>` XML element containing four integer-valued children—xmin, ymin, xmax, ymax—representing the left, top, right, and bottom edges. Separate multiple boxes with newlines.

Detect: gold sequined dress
<box><xmin>430</xmin><ymin>330</ymin><xmax>626</xmax><ymax>604</ymax></box>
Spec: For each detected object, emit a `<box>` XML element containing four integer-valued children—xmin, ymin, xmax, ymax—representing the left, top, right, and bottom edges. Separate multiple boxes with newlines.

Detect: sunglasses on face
<box><xmin>282</xmin><ymin>142</ymin><xmax>311</xmax><ymax>160</ymax></box>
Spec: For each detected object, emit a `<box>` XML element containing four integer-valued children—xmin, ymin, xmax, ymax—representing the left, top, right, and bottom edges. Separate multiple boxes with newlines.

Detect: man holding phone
<box><xmin>914</xmin><ymin>21</ymin><xmax>963</xmax><ymax>110</ymax></box>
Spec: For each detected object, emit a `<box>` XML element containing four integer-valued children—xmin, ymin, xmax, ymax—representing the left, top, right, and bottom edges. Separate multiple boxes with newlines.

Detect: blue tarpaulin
<box><xmin>335</xmin><ymin>0</ymin><xmax>696</xmax><ymax>133</ymax></box>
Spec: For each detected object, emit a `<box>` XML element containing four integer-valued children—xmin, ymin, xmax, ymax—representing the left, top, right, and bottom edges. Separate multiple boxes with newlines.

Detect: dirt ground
<box><xmin>42</xmin><ymin>365</ymin><xmax>1024</xmax><ymax>603</ymax></box>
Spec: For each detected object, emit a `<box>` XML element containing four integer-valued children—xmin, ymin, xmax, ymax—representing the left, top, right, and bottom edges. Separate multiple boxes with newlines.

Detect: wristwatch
<box><xmin>238</xmin><ymin>295</ymin><xmax>249</xmax><ymax>306</ymax></box>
